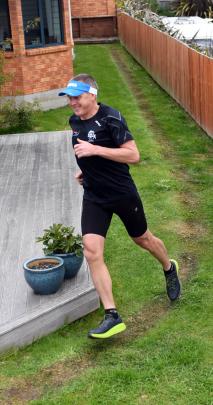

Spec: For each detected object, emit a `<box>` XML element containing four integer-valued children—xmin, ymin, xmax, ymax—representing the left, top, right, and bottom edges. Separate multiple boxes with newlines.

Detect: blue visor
<box><xmin>58</xmin><ymin>80</ymin><xmax>97</xmax><ymax>97</ymax></box>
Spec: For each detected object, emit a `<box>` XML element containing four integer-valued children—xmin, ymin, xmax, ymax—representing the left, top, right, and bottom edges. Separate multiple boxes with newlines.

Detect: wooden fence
<box><xmin>118</xmin><ymin>13</ymin><xmax>213</xmax><ymax>138</ymax></box>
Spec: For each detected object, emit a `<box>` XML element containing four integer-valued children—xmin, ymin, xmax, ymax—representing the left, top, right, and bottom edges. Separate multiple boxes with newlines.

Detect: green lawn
<box><xmin>0</xmin><ymin>43</ymin><xmax>212</xmax><ymax>405</ymax></box>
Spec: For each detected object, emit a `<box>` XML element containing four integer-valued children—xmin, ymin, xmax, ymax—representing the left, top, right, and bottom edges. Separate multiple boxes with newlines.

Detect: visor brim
<box><xmin>58</xmin><ymin>89</ymin><xmax>85</xmax><ymax>97</ymax></box>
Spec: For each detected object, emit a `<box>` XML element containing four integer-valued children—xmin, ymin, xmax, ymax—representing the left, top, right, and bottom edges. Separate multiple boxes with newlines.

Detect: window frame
<box><xmin>22</xmin><ymin>0</ymin><xmax>64</xmax><ymax>49</ymax></box>
<box><xmin>0</xmin><ymin>0</ymin><xmax>13</xmax><ymax>51</ymax></box>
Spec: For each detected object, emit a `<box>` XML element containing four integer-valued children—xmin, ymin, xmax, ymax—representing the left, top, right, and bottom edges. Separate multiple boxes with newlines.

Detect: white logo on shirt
<box><xmin>95</xmin><ymin>120</ymin><xmax>101</xmax><ymax>127</ymax></box>
<box><xmin>87</xmin><ymin>130</ymin><xmax>96</xmax><ymax>142</ymax></box>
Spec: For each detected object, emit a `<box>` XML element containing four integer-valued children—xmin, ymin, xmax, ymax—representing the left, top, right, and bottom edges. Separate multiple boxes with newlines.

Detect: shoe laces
<box><xmin>99</xmin><ymin>313</ymin><xmax>113</xmax><ymax>326</ymax></box>
<box><xmin>166</xmin><ymin>271</ymin><xmax>178</xmax><ymax>291</ymax></box>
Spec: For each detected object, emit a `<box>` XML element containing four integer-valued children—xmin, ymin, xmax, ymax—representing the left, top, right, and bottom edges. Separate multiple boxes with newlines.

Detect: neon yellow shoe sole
<box><xmin>170</xmin><ymin>259</ymin><xmax>179</xmax><ymax>273</ymax></box>
<box><xmin>89</xmin><ymin>322</ymin><xmax>126</xmax><ymax>339</ymax></box>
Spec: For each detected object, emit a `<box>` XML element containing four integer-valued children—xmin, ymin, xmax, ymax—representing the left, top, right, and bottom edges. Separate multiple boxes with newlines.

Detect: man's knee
<box><xmin>133</xmin><ymin>230</ymin><xmax>154</xmax><ymax>250</ymax></box>
<box><xmin>83</xmin><ymin>244</ymin><xmax>103</xmax><ymax>264</ymax></box>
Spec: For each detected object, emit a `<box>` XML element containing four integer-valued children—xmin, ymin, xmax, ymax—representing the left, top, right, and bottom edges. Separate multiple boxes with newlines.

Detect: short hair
<box><xmin>72</xmin><ymin>73</ymin><xmax>98</xmax><ymax>91</ymax></box>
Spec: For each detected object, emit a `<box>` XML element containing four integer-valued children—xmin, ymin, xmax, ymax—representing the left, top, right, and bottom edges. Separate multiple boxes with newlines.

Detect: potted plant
<box><xmin>23</xmin><ymin>256</ymin><xmax>65</xmax><ymax>295</ymax></box>
<box><xmin>36</xmin><ymin>224</ymin><xmax>84</xmax><ymax>279</ymax></box>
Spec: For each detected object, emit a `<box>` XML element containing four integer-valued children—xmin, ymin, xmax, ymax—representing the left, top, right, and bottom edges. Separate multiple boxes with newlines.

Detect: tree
<box><xmin>176</xmin><ymin>0</ymin><xmax>213</xmax><ymax>18</ymax></box>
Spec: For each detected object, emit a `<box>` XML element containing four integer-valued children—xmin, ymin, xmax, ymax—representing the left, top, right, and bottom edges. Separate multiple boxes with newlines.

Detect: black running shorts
<box><xmin>81</xmin><ymin>194</ymin><xmax>147</xmax><ymax>238</ymax></box>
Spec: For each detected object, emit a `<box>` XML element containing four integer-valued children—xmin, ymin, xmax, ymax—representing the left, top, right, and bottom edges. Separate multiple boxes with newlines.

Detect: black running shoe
<box><xmin>88</xmin><ymin>313</ymin><xmax>126</xmax><ymax>339</ymax></box>
<box><xmin>165</xmin><ymin>259</ymin><xmax>181</xmax><ymax>301</ymax></box>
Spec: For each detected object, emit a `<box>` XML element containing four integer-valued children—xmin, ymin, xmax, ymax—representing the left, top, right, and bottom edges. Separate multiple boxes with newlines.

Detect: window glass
<box><xmin>42</xmin><ymin>0</ymin><xmax>63</xmax><ymax>44</ymax></box>
<box><xmin>21</xmin><ymin>0</ymin><xmax>64</xmax><ymax>48</ymax></box>
<box><xmin>22</xmin><ymin>0</ymin><xmax>42</xmax><ymax>47</ymax></box>
<box><xmin>0</xmin><ymin>0</ymin><xmax>12</xmax><ymax>50</ymax></box>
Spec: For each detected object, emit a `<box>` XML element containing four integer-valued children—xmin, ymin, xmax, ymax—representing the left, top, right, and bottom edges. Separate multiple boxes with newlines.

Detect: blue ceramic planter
<box><xmin>23</xmin><ymin>256</ymin><xmax>65</xmax><ymax>295</ymax></box>
<box><xmin>51</xmin><ymin>252</ymin><xmax>84</xmax><ymax>279</ymax></box>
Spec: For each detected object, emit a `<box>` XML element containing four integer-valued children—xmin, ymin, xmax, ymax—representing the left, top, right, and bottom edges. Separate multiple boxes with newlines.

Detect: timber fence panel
<box><xmin>200</xmin><ymin>54</ymin><xmax>213</xmax><ymax>136</ymax></box>
<box><xmin>118</xmin><ymin>12</ymin><xmax>213</xmax><ymax>137</ymax></box>
<box><xmin>189</xmin><ymin>49</ymin><xmax>202</xmax><ymax>126</ymax></box>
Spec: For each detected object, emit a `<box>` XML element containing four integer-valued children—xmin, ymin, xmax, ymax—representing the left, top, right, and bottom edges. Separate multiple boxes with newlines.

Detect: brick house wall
<box><xmin>2</xmin><ymin>0</ymin><xmax>73</xmax><ymax>105</ymax></box>
<box><xmin>71</xmin><ymin>0</ymin><xmax>117</xmax><ymax>39</ymax></box>
<box><xmin>71</xmin><ymin>0</ymin><xmax>116</xmax><ymax>17</ymax></box>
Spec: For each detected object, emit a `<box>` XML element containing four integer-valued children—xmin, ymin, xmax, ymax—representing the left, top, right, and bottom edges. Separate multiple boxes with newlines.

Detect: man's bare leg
<box><xmin>133</xmin><ymin>229</ymin><xmax>181</xmax><ymax>300</ymax></box>
<box><xmin>132</xmin><ymin>229</ymin><xmax>171</xmax><ymax>270</ymax></box>
<box><xmin>83</xmin><ymin>233</ymin><xmax>115</xmax><ymax>309</ymax></box>
<box><xmin>83</xmin><ymin>233</ymin><xmax>126</xmax><ymax>338</ymax></box>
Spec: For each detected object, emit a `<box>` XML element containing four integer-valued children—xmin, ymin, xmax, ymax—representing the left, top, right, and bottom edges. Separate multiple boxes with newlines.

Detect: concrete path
<box><xmin>0</xmin><ymin>131</ymin><xmax>99</xmax><ymax>352</ymax></box>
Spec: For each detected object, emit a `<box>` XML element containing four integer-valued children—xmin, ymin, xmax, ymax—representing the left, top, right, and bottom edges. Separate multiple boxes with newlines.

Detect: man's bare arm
<box><xmin>74</xmin><ymin>139</ymin><xmax>140</xmax><ymax>164</ymax></box>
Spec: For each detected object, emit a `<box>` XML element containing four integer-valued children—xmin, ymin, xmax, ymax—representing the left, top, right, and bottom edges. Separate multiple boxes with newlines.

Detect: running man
<box><xmin>59</xmin><ymin>74</ymin><xmax>181</xmax><ymax>339</ymax></box>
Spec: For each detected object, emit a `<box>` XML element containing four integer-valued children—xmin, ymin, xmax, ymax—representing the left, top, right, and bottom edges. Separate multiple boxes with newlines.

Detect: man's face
<box><xmin>67</xmin><ymin>93</ymin><xmax>96</xmax><ymax>120</ymax></box>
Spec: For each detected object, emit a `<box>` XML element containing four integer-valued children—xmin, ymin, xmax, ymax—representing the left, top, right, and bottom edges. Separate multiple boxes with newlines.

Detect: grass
<box><xmin>0</xmin><ymin>43</ymin><xmax>212</xmax><ymax>405</ymax></box>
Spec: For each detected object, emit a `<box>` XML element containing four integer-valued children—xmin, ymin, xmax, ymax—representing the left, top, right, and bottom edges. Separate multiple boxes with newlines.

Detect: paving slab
<box><xmin>0</xmin><ymin>131</ymin><xmax>99</xmax><ymax>352</ymax></box>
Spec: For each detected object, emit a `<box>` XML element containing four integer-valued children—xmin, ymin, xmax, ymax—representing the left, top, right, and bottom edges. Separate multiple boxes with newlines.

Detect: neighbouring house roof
<box><xmin>162</xmin><ymin>16</ymin><xmax>213</xmax><ymax>28</ymax></box>
<box><xmin>162</xmin><ymin>16</ymin><xmax>213</xmax><ymax>52</ymax></box>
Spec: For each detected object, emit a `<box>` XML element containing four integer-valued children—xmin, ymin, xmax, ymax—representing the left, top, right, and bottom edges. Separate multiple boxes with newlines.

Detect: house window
<box><xmin>0</xmin><ymin>0</ymin><xmax>12</xmax><ymax>51</ymax></box>
<box><xmin>21</xmin><ymin>0</ymin><xmax>64</xmax><ymax>48</ymax></box>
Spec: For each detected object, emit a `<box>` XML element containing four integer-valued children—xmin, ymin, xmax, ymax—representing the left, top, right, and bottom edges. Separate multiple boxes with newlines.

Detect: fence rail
<box><xmin>118</xmin><ymin>13</ymin><xmax>213</xmax><ymax>138</ymax></box>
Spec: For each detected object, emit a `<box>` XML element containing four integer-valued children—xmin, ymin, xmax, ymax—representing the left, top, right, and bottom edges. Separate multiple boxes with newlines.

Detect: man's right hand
<box><xmin>75</xmin><ymin>171</ymin><xmax>83</xmax><ymax>185</ymax></box>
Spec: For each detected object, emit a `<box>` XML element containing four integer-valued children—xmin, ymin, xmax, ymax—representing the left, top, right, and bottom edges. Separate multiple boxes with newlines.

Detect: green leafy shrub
<box><xmin>116</xmin><ymin>0</ymin><xmax>177</xmax><ymax>32</ymax></box>
<box><xmin>117</xmin><ymin>0</ymin><xmax>161</xmax><ymax>14</ymax></box>
<box><xmin>0</xmin><ymin>99</ymin><xmax>40</xmax><ymax>134</ymax></box>
<box><xmin>175</xmin><ymin>0</ymin><xmax>213</xmax><ymax>17</ymax></box>
<box><xmin>0</xmin><ymin>47</ymin><xmax>40</xmax><ymax>134</ymax></box>
<box><xmin>36</xmin><ymin>224</ymin><xmax>83</xmax><ymax>256</ymax></box>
